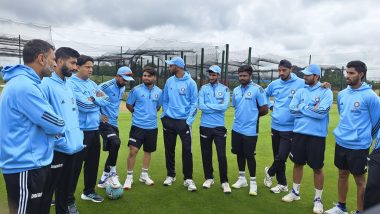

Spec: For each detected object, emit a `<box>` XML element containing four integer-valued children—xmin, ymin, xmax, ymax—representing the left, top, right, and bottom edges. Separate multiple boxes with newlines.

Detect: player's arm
<box><xmin>126</xmin><ymin>88</ymin><xmax>136</xmax><ymax>113</ymax></box>
<box><xmin>265</xmin><ymin>84</ymin><xmax>274</xmax><ymax>111</ymax></box>
<box><xmin>298</xmin><ymin>89</ymin><xmax>333</xmax><ymax>120</ymax></box>
<box><xmin>68</xmin><ymin>81</ymin><xmax>99</xmax><ymax>112</ymax></box>
<box><xmin>198</xmin><ymin>87</ymin><xmax>215</xmax><ymax>113</ymax></box>
<box><xmin>256</xmin><ymin>87</ymin><xmax>268</xmax><ymax>116</ymax></box>
<box><xmin>156</xmin><ymin>91</ymin><xmax>163</xmax><ymax>112</ymax></box>
<box><xmin>369</xmin><ymin>95</ymin><xmax>380</xmax><ymax>139</ymax></box>
<box><xmin>289</xmin><ymin>90</ymin><xmax>303</xmax><ymax>117</ymax></box>
<box><xmin>186</xmin><ymin>82</ymin><xmax>198</xmax><ymax>126</ymax></box>
<box><xmin>162</xmin><ymin>82</ymin><xmax>169</xmax><ymax>116</ymax></box>
<box><xmin>17</xmin><ymin>85</ymin><xmax>66</xmax><ymax>135</ymax></box>
<box><xmin>92</xmin><ymin>84</ymin><xmax>110</xmax><ymax>107</ymax></box>
<box><xmin>205</xmin><ymin>87</ymin><xmax>230</xmax><ymax>112</ymax></box>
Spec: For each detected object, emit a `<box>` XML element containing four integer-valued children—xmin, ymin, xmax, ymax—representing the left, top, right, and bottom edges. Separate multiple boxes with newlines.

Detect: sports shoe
<box><xmin>184</xmin><ymin>179</ymin><xmax>197</xmax><ymax>192</ymax></box>
<box><xmin>123</xmin><ymin>176</ymin><xmax>133</xmax><ymax>189</ymax></box>
<box><xmin>249</xmin><ymin>181</ymin><xmax>257</xmax><ymax>196</ymax></box>
<box><xmin>270</xmin><ymin>184</ymin><xmax>288</xmax><ymax>194</ymax></box>
<box><xmin>107</xmin><ymin>173</ymin><xmax>122</xmax><ymax>189</ymax></box>
<box><xmin>232</xmin><ymin>177</ymin><xmax>248</xmax><ymax>189</ymax></box>
<box><xmin>202</xmin><ymin>179</ymin><xmax>214</xmax><ymax>189</ymax></box>
<box><xmin>68</xmin><ymin>203</ymin><xmax>79</xmax><ymax>214</ymax></box>
<box><xmin>282</xmin><ymin>189</ymin><xmax>301</xmax><ymax>202</ymax></box>
<box><xmin>139</xmin><ymin>174</ymin><xmax>154</xmax><ymax>186</ymax></box>
<box><xmin>97</xmin><ymin>174</ymin><xmax>109</xmax><ymax>188</ymax></box>
<box><xmin>313</xmin><ymin>197</ymin><xmax>323</xmax><ymax>214</ymax></box>
<box><xmin>264</xmin><ymin>166</ymin><xmax>273</xmax><ymax>188</ymax></box>
<box><xmin>221</xmin><ymin>182</ymin><xmax>231</xmax><ymax>194</ymax></box>
<box><xmin>80</xmin><ymin>192</ymin><xmax>104</xmax><ymax>203</ymax></box>
<box><xmin>163</xmin><ymin>176</ymin><xmax>176</xmax><ymax>186</ymax></box>
<box><xmin>324</xmin><ymin>204</ymin><xmax>348</xmax><ymax>214</ymax></box>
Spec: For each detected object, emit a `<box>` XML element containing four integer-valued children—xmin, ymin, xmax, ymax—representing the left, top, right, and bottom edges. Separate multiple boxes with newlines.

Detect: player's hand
<box><xmin>100</xmin><ymin>114</ymin><xmax>108</xmax><ymax>123</ymax></box>
<box><xmin>96</xmin><ymin>91</ymin><xmax>105</xmax><ymax>97</ymax></box>
<box><xmin>321</xmin><ymin>82</ymin><xmax>331</xmax><ymax>88</ymax></box>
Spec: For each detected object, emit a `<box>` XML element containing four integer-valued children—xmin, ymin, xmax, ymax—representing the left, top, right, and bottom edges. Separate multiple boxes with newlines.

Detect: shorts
<box><xmin>128</xmin><ymin>125</ymin><xmax>158</xmax><ymax>153</ymax></box>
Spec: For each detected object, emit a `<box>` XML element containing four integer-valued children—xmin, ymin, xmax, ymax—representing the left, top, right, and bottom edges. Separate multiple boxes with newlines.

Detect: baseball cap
<box><xmin>165</xmin><ymin>57</ymin><xmax>185</xmax><ymax>68</ymax></box>
<box><xmin>117</xmin><ymin>66</ymin><xmax>134</xmax><ymax>81</ymax></box>
<box><xmin>207</xmin><ymin>65</ymin><xmax>221</xmax><ymax>74</ymax></box>
<box><xmin>301</xmin><ymin>64</ymin><xmax>321</xmax><ymax>76</ymax></box>
<box><xmin>279</xmin><ymin>59</ymin><xmax>292</xmax><ymax>69</ymax></box>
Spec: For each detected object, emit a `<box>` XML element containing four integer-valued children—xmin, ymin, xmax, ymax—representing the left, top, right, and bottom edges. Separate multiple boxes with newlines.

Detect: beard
<box><xmin>61</xmin><ymin>64</ymin><xmax>73</xmax><ymax>77</ymax></box>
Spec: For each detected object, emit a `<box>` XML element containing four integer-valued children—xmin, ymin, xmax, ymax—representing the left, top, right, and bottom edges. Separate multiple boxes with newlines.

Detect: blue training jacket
<box><xmin>40</xmin><ymin>72</ymin><xmax>84</xmax><ymax>155</ymax></box>
<box><xmin>265</xmin><ymin>73</ymin><xmax>305</xmax><ymax>131</ymax></box>
<box><xmin>289</xmin><ymin>82</ymin><xmax>333</xmax><ymax>137</ymax></box>
<box><xmin>161</xmin><ymin>72</ymin><xmax>198</xmax><ymax>126</ymax></box>
<box><xmin>127</xmin><ymin>84</ymin><xmax>163</xmax><ymax>129</ymax></box>
<box><xmin>198</xmin><ymin>82</ymin><xmax>230</xmax><ymax>128</ymax></box>
<box><xmin>232</xmin><ymin>82</ymin><xmax>267</xmax><ymax>136</ymax></box>
<box><xmin>99</xmin><ymin>79</ymin><xmax>125</xmax><ymax>127</ymax></box>
<box><xmin>333</xmin><ymin>83</ymin><xmax>380</xmax><ymax>149</ymax></box>
<box><xmin>67</xmin><ymin>74</ymin><xmax>110</xmax><ymax>131</ymax></box>
<box><xmin>0</xmin><ymin>65</ymin><xmax>66</xmax><ymax>174</ymax></box>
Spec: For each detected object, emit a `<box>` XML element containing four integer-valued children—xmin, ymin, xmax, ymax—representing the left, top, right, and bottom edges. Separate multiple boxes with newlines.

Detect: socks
<box><xmin>127</xmin><ymin>170</ymin><xmax>133</xmax><ymax>178</ymax></box>
<box><xmin>141</xmin><ymin>168</ymin><xmax>149</xmax><ymax>177</ymax></box>
<box><xmin>110</xmin><ymin>166</ymin><xmax>116</xmax><ymax>174</ymax></box>
<box><xmin>292</xmin><ymin>183</ymin><xmax>300</xmax><ymax>195</ymax></box>
<box><xmin>337</xmin><ymin>202</ymin><xmax>347</xmax><ymax>211</ymax></box>
<box><xmin>239</xmin><ymin>171</ymin><xmax>245</xmax><ymax>178</ymax></box>
<box><xmin>314</xmin><ymin>189</ymin><xmax>323</xmax><ymax>199</ymax></box>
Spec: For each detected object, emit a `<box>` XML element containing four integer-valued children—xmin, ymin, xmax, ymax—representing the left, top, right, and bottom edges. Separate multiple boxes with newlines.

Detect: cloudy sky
<box><xmin>1</xmin><ymin>0</ymin><xmax>379</xmax><ymax>78</ymax></box>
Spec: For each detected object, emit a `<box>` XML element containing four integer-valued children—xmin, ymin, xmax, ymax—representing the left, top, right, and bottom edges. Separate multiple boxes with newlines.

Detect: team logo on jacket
<box><xmin>288</xmin><ymin>89</ymin><xmax>296</xmax><ymax>98</ymax></box>
<box><xmin>315</xmin><ymin>97</ymin><xmax>320</xmax><ymax>102</ymax></box>
<box><xmin>179</xmin><ymin>87</ymin><xmax>186</xmax><ymax>95</ymax></box>
<box><xmin>245</xmin><ymin>91</ymin><xmax>252</xmax><ymax>100</ymax></box>
<box><xmin>351</xmin><ymin>101</ymin><xmax>361</xmax><ymax>113</ymax></box>
<box><xmin>218</xmin><ymin>92</ymin><xmax>222</xmax><ymax>96</ymax></box>
<box><xmin>155</xmin><ymin>94</ymin><xmax>159</xmax><ymax>99</ymax></box>
<box><xmin>247</xmin><ymin>92</ymin><xmax>252</xmax><ymax>96</ymax></box>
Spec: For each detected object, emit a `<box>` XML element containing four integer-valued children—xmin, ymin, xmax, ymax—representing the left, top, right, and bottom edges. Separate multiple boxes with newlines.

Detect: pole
<box><xmin>200</xmin><ymin>48</ymin><xmax>204</xmax><ymax>88</ymax></box>
<box><xmin>221</xmin><ymin>50</ymin><xmax>225</xmax><ymax>83</ymax></box>
<box><xmin>225</xmin><ymin>44</ymin><xmax>229</xmax><ymax>86</ymax></box>
<box><xmin>248</xmin><ymin>47</ymin><xmax>252</xmax><ymax>65</ymax></box>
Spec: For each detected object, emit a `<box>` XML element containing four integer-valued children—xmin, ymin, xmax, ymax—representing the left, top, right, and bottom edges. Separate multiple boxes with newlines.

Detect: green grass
<box><xmin>0</xmin><ymin>105</ymin><xmax>360</xmax><ymax>214</ymax></box>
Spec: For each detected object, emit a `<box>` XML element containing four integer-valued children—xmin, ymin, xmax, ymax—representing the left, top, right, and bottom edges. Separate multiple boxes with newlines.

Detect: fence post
<box><xmin>225</xmin><ymin>44</ymin><xmax>229</xmax><ymax>86</ymax></box>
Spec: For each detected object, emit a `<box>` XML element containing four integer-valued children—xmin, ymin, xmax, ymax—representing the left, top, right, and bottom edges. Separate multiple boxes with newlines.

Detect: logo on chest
<box><xmin>351</xmin><ymin>101</ymin><xmax>361</xmax><ymax>113</ymax></box>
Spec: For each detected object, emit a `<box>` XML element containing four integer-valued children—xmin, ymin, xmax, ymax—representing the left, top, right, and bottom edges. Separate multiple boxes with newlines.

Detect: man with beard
<box><xmin>231</xmin><ymin>65</ymin><xmax>268</xmax><ymax>196</ymax></box>
<box><xmin>198</xmin><ymin>65</ymin><xmax>231</xmax><ymax>193</ymax></box>
<box><xmin>263</xmin><ymin>60</ymin><xmax>305</xmax><ymax>194</ymax></box>
<box><xmin>161</xmin><ymin>57</ymin><xmax>198</xmax><ymax>191</ymax></box>
<box><xmin>67</xmin><ymin>55</ymin><xmax>110</xmax><ymax>208</ymax></box>
<box><xmin>0</xmin><ymin>39</ymin><xmax>66</xmax><ymax>214</ymax></box>
<box><xmin>40</xmin><ymin>47</ymin><xmax>84</xmax><ymax>214</ymax></box>
<box><xmin>97</xmin><ymin>66</ymin><xmax>134</xmax><ymax>189</ymax></box>
<box><xmin>123</xmin><ymin>66</ymin><xmax>162</xmax><ymax>189</ymax></box>
<box><xmin>281</xmin><ymin>64</ymin><xmax>333</xmax><ymax>214</ymax></box>
<box><xmin>325</xmin><ymin>61</ymin><xmax>380</xmax><ymax>214</ymax></box>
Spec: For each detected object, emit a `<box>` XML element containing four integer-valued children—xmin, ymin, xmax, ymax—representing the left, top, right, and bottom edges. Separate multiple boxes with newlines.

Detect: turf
<box><xmin>0</xmin><ymin>105</ymin><xmax>360</xmax><ymax>214</ymax></box>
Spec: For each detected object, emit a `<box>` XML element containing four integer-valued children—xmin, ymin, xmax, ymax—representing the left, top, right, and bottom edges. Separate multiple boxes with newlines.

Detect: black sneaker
<box><xmin>80</xmin><ymin>192</ymin><xmax>104</xmax><ymax>203</ymax></box>
<box><xmin>68</xmin><ymin>203</ymin><xmax>79</xmax><ymax>214</ymax></box>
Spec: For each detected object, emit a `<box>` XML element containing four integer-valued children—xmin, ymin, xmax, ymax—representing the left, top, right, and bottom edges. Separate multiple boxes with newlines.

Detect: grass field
<box><xmin>0</xmin><ymin>105</ymin><xmax>361</xmax><ymax>214</ymax></box>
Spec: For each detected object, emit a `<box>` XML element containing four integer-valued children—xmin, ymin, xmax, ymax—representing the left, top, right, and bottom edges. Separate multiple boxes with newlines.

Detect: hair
<box><xmin>22</xmin><ymin>39</ymin><xmax>55</xmax><ymax>64</ymax></box>
<box><xmin>55</xmin><ymin>47</ymin><xmax>80</xmax><ymax>62</ymax></box>
<box><xmin>237</xmin><ymin>65</ymin><xmax>253</xmax><ymax>75</ymax></box>
<box><xmin>142</xmin><ymin>66</ymin><xmax>156</xmax><ymax>76</ymax></box>
<box><xmin>278</xmin><ymin>59</ymin><xmax>292</xmax><ymax>69</ymax></box>
<box><xmin>77</xmin><ymin>54</ymin><xmax>94</xmax><ymax>66</ymax></box>
<box><xmin>347</xmin><ymin>60</ymin><xmax>367</xmax><ymax>80</ymax></box>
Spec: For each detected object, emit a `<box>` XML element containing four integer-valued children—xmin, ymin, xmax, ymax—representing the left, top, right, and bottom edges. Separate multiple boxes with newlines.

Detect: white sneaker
<box><xmin>270</xmin><ymin>184</ymin><xmax>288</xmax><ymax>194</ymax></box>
<box><xmin>249</xmin><ymin>181</ymin><xmax>257</xmax><ymax>196</ymax></box>
<box><xmin>282</xmin><ymin>189</ymin><xmax>301</xmax><ymax>202</ymax></box>
<box><xmin>139</xmin><ymin>174</ymin><xmax>154</xmax><ymax>186</ymax></box>
<box><xmin>232</xmin><ymin>177</ymin><xmax>248</xmax><ymax>189</ymax></box>
<box><xmin>123</xmin><ymin>176</ymin><xmax>133</xmax><ymax>189</ymax></box>
<box><xmin>324</xmin><ymin>204</ymin><xmax>348</xmax><ymax>214</ymax></box>
<box><xmin>313</xmin><ymin>197</ymin><xmax>323</xmax><ymax>214</ymax></box>
<box><xmin>163</xmin><ymin>176</ymin><xmax>176</xmax><ymax>186</ymax></box>
<box><xmin>184</xmin><ymin>179</ymin><xmax>197</xmax><ymax>192</ymax></box>
<box><xmin>107</xmin><ymin>173</ymin><xmax>122</xmax><ymax>188</ymax></box>
<box><xmin>221</xmin><ymin>182</ymin><xmax>231</xmax><ymax>194</ymax></box>
<box><xmin>264</xmin><ymin>167</ymin><xmax>273</xmax><ymax>188</ymax></box>
<box><xmin>202</xmin><ymin>179</ymin><xmax>214</xmax><ymax>189</ymax></box>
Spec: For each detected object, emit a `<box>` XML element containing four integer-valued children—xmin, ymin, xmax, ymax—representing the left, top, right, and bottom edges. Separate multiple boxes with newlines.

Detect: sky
<box><xmin>0</xmin><ymin>0</ymin><xmax>379</xmax><ymax>79</ymax></box>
